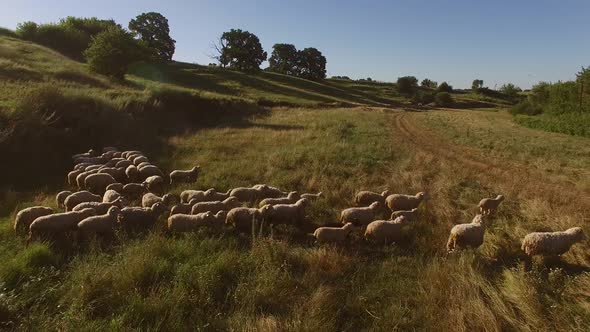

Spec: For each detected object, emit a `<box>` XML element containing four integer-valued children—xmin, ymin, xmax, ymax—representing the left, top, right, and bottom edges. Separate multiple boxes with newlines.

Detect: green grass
<box><xmin>514</xmin><ymin>112</ymin><xmax>590</xmax><ymax>138</ymax></box>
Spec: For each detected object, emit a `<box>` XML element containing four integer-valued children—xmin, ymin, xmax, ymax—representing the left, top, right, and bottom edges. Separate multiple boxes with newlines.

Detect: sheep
<box><xmin>72</xmin><ymin>149</ymin><xmax>98</xmax><ymax>160</ymax></box>
<box><xmin>364</xmin><ymin>216</ymin><xmax>408</xmax><ymax>244</ymax></box>
<box><xmin>125</xmin><ymin>165</ymin><xmax>139</xmax><ymax>182</ymax></box>
<box><xmin>76</xmin><ymin>169</ymin><xmax>98</xmax><ymax>189</ymax></box>
<box><xmin>28</xmin><ymin>208</ymin><xmax>95</xmax><ymax>243</ymax></box>
<box><xmin>340</xmin><ymin>202</ymin><xmax>382</xmax><ymax>226</ymax></box>
<box><xmin>14</xmin><ymin>206</ymin><xmax>54</xmax><ymax>235</ymax></box>
<box><xmin>170</xmin><ymin>203</ymin><xmax>196</xmax><ymax>215</ymax></box>
<box><xmin>73</xmin><ymin>197</ymin><xmax>124</xmax><ymax>215</ymax></box>
<box><xmin>121</xmin><ymin>150</ymin><xmax>143</xmax><ymax>159</ymax></box>
<box><xmin>97</xmin><ymin>167</ymin><xmax>126</xmax><ymax>183</ymax></box>
<box><xmin>104</xmin><ymin>158</ymin><xmax>124</xmax><ymax>168</ymax></box>
<box><xmin>521</xmin><ymin>227</ymin><xmax>586</xmax><ymax>257</ymax></box>
<box><xmin>74</xmin><ymin>156</ymin><xmax>106</xmax><ymax>165</ymax></box>
<box><xmin>212</xmin><ymin>210</ymin><xmax>227</xmax><ymax>225</ymax></box>
<box><xmin>122</xmin><ymin>183</ymin><xmax>147</xmax><ymax>199</ymax></box>
<box><xmin>169</xmin><ymin>166</ymin><xmax>200</xmax><ymax>185</ymax></box>
<box><xmin>479</xmin><ymin>195</ymin><xmax>505</xmax><ymax>215</ymax></box>
<box><xmin>64</xmin><ymin>191</ymin><xmax>102</xmax><ymax>211</ymax></box>
<box><xmin>103</xmin><ymin>189</ymin><xmax>123</xmax><ymax>203</ymax></box>
<box><xmin>385</xmin><ymin>192</ymin><xmax>426</xmax><ymax>212</ymax></box>
<box><xmin>138</xmin><ymin>165</ymin><xmax>164</xmax><ymax>179</ymax></box>
<box><xmin>84</xmin><ymin>173</ymin><xmax>117</xmax><ymax>194</ymax></box>
<box><xmin>313</xmin><ymin>223</ymin><xmax>355</xmax><ymax>244</ymax></box>
<box><xmin>133</xmin><ymin>155</ymin><xmax>149</xmax><ymax>166</ymax></box>
<box><xmin>106</xmin><ymin>183</ymin><xmax>124</xmax><ymax>193</ymax></box>
<box><xmin>181</xmin><ymin>189</ymin><xmax>213</xmax><ymax>203</ymax></box>
<box><xmin>144</xmin><ymin>175</ymin><xmax>165</xmax><ymax>194</ymax></box>
<box><xmin>142</xmin><ymin>193</ymin><xmax>178</xmax><ymax>208</ymax></box>
<box><xmin>253</xmin><ymin>184</ymin><xmax>287</xmax><ymax>199</ymax></box>
<box><xmin>446</xmin><ymin>214</ymin><xmax>488</xmax><ymax>252</ymax></box>
<box><xmin>390</xmin><ymin>208</ymin><xmax>419</xmax><ymax>223</ymax></box>
<box><xmin>354</xmin><ymin>190</ymin><xmax>391</xmax><ymax>206</ymax></box>
<box><xmin>204</xmin><ymin>188</ymin><xmax>232</xmax><ymax>201</ymax></box>
<box><xmin>102</xmin><ymin>146</ymin><xmax>119</xmax><ymax>153</ymax></box>
<box><xmin>56</xmin><ymin>190</ymin><xmax>73</xmax><ymax>209</ymax></box>
<box><xmin>191</xmin><ymin>197</ymin><xmax>241</xmax><ymax>215</ymax></box>
<box><xmin>67</xmin><ymin>169</ymin><xmax>85</xmax><ymax>186</ymax></box>
<box><xmin>226</xmin><ymin>206</ymin><xmax>271</xmax><ymax>231</ymax></box>
<box><xmin>266</xmin><ymin>198</ymin><xmax>308</xmax><ymax>225</ymax></box>
<box><xmin>301</xmin><ymin>192</ymin><xmax>323</xmax><ymax>200</ymax></box>
<box><xmin>167</xmin><ymin>212</ymin><xmax>216</xmax><ymax>232</ymax></box>
<box><xmin>118</xmin><ymin>202</ymin><xmax>167</xmax><ymax>232</ymax></box>
<box><xmin>259</xmin><ymin>191</ymin><xmax>300</xmax><ymax>207</ymax></box>
<box><xmin>230</xmin><ymin>187</ymin><xmax>259</xmax><ymax>202</ymax></box>
<box><xmin>77</xmin><ymin>206</ymin><xmax>120</xmax><ymax>238</ymax></box>
<box><xmin>115</xmin><ymin>159</ymin><xmax>133</xmax><ymax>169</ymax></box>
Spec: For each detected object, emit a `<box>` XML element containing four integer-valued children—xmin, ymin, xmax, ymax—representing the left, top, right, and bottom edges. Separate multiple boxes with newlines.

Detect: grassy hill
<box><xmin>2</xmin><ymin>35</ymin><xmax>589</xmax><ymax>331</ymax></box>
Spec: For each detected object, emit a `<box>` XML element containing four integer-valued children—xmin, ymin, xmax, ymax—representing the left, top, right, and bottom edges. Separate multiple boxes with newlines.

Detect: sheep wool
<box><xmin>354</xmin><ymin>190</ymin><xmax>391</xmax><ymax>206</ymax></box>
<box><xmin>29</xmin><ymin>208</ymin><xmax>95</xmax><ymax>242</ymax></box>
<box><xmin>340</xmin><ymin>201</ymin><xmax>381</xmax><ymax>226</ymax></box>
<box><xmin>77</xmin><ymin>206</ymin><xmax>120</xmax><ymax>237</ymax></box>
<box><xmin>313</xmin><ymin>223</ymin><xmax>355</xmax><ymax>243</ymax></box>
<box><xmin>64</xmin><ymin>191</ymin><xmax>102</xmax><ymax>211</ymax></box>
<box><xmin>521</xmin><ymin>227</ymin><xmax>586</xmax><ymax>257</ymax></box>
<box><xmin>446</xmin><ymin>214</ymin><xmax>487</xmax><ymax>252</ymax></box>
<box><xmin>14</xmin><ymin>206</ymin><xmax>54</xmax><ymax>235</ymax></box>
<box><xmin>385</xmin><ymin>192</ymin><xmax>425</xmax><ymax>212</ymax></box>
<box><xmin>169</xmin><ymin>166</ymin><xmax>200</xmax><ymax>185</ymax></box>
<box><xmin>167</xmin><ymin>212</ymin><xmax>215</xmax><ymax>232</ymax></box>
<box><xmin>479</xmin><ymin>195</ymin><xmax>505</xmax><ymax>215</ymax></box>
<box><xmin>56</xmin><ymin>190</ymin><xmax>73</xmax><ymax>209</ymax></box>
<box><xmin>266</xmin><ymin>198</ymin><xmax>308</xmax><ymax>225</ymax></box>
<box><xmin>191</xmin><ymin>197</ymin><xmax>241</xmax><ymax>215</ymax></box>
<box><xmin>364</xmin><ymin>216</ymin><xmax>408</xmax><ymax>244</ymax></box>
<box><xmin>259</xmin><ymin>191</ymin><xmax>300</xmax><ymax>207</ymax></box>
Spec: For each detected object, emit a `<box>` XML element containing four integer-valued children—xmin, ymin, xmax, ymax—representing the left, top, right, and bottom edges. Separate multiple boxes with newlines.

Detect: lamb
<box><xmin>84</xmin><ymin>173</ymin><xmax>117</xmax><ymax>194</ymax></box>
<box><xmin>133</xmin><ymin>155</ymin><xmax>149</xmax><ymax>166</ymax></box>
<box><xmin>180</xmin><ymin>189</ymin><xmax>210</xmax><ymax>203</ymax></box>
<box><xmin>266</xmin><ymin>198</ymin><xmax>308</xmax><ymax>225</ymax></box>
<box><xmin>67</xmin><ymin>169</ymin><xmax>85</xmax><ymax>186</ymax></box>
<box><xmin>118</xmin><ymin>202</ymin><xmax>167</xmax><ymax>232</ymax></box>
<box><xmin>212</xmin><ymin>210</ymin><xmax>227</xmax><ymax>225</ymax></box>
<box><xmin>259</xmin><ymin>191</ymin><xmax>300</xmax><ymax>207</ymax></box>
<box><xmin>141</xmin><ymin>193</ymin><xmax>178</xmax><ymax>208</ymax></box>
<box><xmin>167</xmin><ymin>212</ymin><xmax>215</xmax><ymax>232</ymax></box>
<box><xmin>77</xmin><ymin>206</ymin><xmax>120</xmax><ymax>238</ymax></box>
<box><xmin>115</xmin><ymin>159</ymin><xmax>133</xmax><ymax>169</ymax></box>
<box><xmin>64</xmin><ymin>191</ymin><xmax>102</xmax><ymax>211</ymax></box>
<box><xmin>56</xmin><ymin>190</ymin><xmax>73</xmax><ymax>209</ymax></box>
<box><xmin>103</xmin><ymin>189</ymin><xmax>123</xmax><ymax>203</ymax></box>
<box><xmin>122</xmin><ymin>183</ymin><xmax>147</xmax><ymax>199</ymax></box>
<box><xmin>521</xmin><ymin>227</ymin><xmax>586</xmax><ymax>257</ymax></box>
<box><xmin>143</xmin><ymin>175</ymin><xmax>165</xmax><ymax>194</ymax></box>
<box><xmin>125</xmin><ymin>165</ymin><xmax>140</xmax><ymax>182</ymax></box>
<box><xmin>169</xmin><ymin>166</ymin><xmax>200</xmax><ymax>185</ymax></box>
<box><xmin>138</xmin><ymin>165</ymin><xmax>164</xmax><ymax>179</ymax></box>
<box><xmin>340</xmin><ymin>202</ymin><xmax>382</xmax><ymax>226</ymax></box>
<box><xmin>28</xmin><ymin>208</ymin><xmax>95</xmax><ymax>242</ymax></box>
<box><xmin>479</xmin><ymin>195</ymin><xmax>505</xmax><ymax>215</ymax></box>
<box><xmin>204</xmin><ymin>188</ymin><xmax>232</xmax><ymax>201</ymax></box>
<box><xmin>354</xmin><ymin>190</ymin><xmax>391</xmax><ymax>206</ymax></box>
<box><xmin>76</xmin><ymin>169</ymin><xmax>98</xmax><ymax>189</ymax></box>
<box><xmin>73</xmin><ymin>197</ymin><xmax>124</xmax><ymax>215</ymax></box>
<box><xmin>230</xmin><ymin>187</ymin><xmax>260</xmax><ymax>202</ymax></box>
<box><xmin>13</xmin><ymin>206</ymin><xmax>54</xmax><ymax>234</ymax></box>
<box><xmin>190</xmin><ymin>197</ymin><xmax>241</xmax><ymax>214</ymax></box>
<box><xmin>364</xmin><ymin>216</ymin><xmax>408</xmax><ymax>244</ymax></box>
<box><xmin>446</xmin><ymin>214</ymin><xmax>488</xmax><ymax>252</ymax></box>
<box><xmin>313</xmin><ymin>223</ymin><xmax>355</xmax><ymax>244</ymax></box>
<box><xmin>106</xmin><ymin>183</ymin><xmax>124</xmax><ymax>193</ymax></box>
<box><xmin>226</xmin><ymin>206</ymin><xmax>271</xmax><ymax>231</ymax></box>
<box><xmin>253</xmin><ymin>184</ymin><xmax>287</xmax><ymax>199</ymax></box>
<box><xmin>301</xmin><ymin>192</ymin><xmax>323</xmax><ymax>200</ymax></box>
<box><xmin>390</xmin><ymin>208</ymin><xmax>419</xmax><ymax>223</ymax></box>
<box><xmin>170</xmin><ymin>202</ymin><xmax>197</xmax><ymax>215</ymax></box>
<box><xmin>385</xmin><ymin>192</ymin><xmax>426</xmax><ymax>212</ymax></box>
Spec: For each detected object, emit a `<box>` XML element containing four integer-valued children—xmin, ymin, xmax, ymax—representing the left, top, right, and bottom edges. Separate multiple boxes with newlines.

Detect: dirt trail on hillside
<box><xmin>388</xmin><ymin>110</ymin><xmax>589</xmax><ymax>218</ymax></box>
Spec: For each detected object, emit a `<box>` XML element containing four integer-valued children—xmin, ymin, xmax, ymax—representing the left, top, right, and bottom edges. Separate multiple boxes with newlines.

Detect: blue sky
<box><xmin>2</xmin><ymin>0</ymin><xmax>589</xmax><ymax>88</ymax></box>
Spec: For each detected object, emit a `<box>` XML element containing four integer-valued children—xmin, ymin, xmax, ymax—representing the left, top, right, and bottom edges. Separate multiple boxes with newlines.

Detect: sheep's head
<box><xmin>288</xmin><ymin>191</ymin><xmax>300</xmax><ymax>199</ymax></box>
<box><xmin>567</xmin><ymin>227</ymin><xmax>586</xmax><ymax>242</ymax></box>
<box><xmin>416</xmin><ymin>192</ymin><xmax>426</xmax><ymax>200</ymax></box>
<box><xmin>381</xmin><ymin>190</ymin><xmax>392</xmax><ymax>197</ymax></box>
<box><xmin>214</xmin><ymin>210</ymin><xmax>227</xmax><ymax>222</ymax></box>
<box><xmin>107</xmin><ymin>206</ymin><xmax>121</xmax><ymax>216</ymax></box>
<box><xmin>191</xmin><ymin>165</ymin><xmax>201</xmax><ymax>174</ymax></box>
<box><xmin>472</xmin><ymin>214</ymin><xmax>487</xmax><ymax>225</ymax></box>
<box><xmin>342</xmin><ymin>222</ymin><xmax>355</xmax><ymax>231</ymax></box>
<box><xmin>151</xmin><ymin>202</ymin><xmax>167</xmax><ymax>216</ymax></box>
<box><xmin>259</xmin><ymin>204</ymin><xmax>273</xmax><ymax>217</ymax></box>
<box><xmin>296</xmin><ymin>198</ymin><xmax>309</xmax><ymax>207</ymax></box>
<box><xmin>205</xmin><ymin>188</ymin><xmax>216</xmax><ymax>195</ymax></box>
<box><xmin>78</xmin><ymin>208</ymin><xmax>96</xmax><ymax>217</ymax></box>
<box><xmin>393</xmin><ymin>215</ymin><xmax>407</xmax><ymax>224</ymax></box>
<box><xmin>496</xmin><ymin>195</ymin><xmax>505</xmax><ymax>201</ymax></box>
<box><xmin>162</xmin><ymin>194</ymin><xmax>177</xmax><ymax>206</ymax></box>
<box><xmin>225</xmin><ymin>196</ymin><xmax>241</xmax><ymax>208</ymax></box>
<box><xmin>370</xmin><ymin>201</ymin><xmax>382</xmax><ymax>210</ymax></box>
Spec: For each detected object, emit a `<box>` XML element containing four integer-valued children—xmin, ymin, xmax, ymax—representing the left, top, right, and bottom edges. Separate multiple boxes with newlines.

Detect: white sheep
<box><xmin>67</xmin><ymin>169</ymin><xmax>85</xmax><ymax>186</ymax></box>
<box><xmin>76</xmin><ymin>169</ymin><xmax>98</xmax><ymax>189</ymax></box>
<box><xmin>354</xmin><ymin>190</ymin><xmax>391</xmax><ymax>206</ymax></box>
<box><xmin>106</xmin><ymin>183</ymin><xmax>124</xmax><ymax>193</ymax></box>
<box><xmin>180</xmin><ymin>189</ymin><xmax>210</xmax><ymax>203</ymax></box>
<box><xmin>259</xmin><ymin>191</ymin><xmax>300</xmax><ymax>207</ymax></box>
<box><xmin>104</xmin><ymin>158</ymin><xmax>124</xmax><ymax>168</ymax></box>
<box><xmin>139</xmin><ymin>165</ymin><xmax>164</xmax><ymax>179</ymax></box>
<box><xmin>385</xmin><ymin>192</ymin><xmax>426</xmax><ymax>212</ymax></box>
<box><xmin>479</xmin><ymin>195</ymin><xmax>505</xmax><ymax>215</ymax></box>
<box><xmin>390</xmin><ymin>208</ymin><xmax>419</xmax><ymax>223</ymax></box>
<box><xmin>64</xmin><ymin>191</ymin><xmax>102</xmax><ymax>211</ymax></box>
<box><xmin>28</xmin><ymin>208</ymin><xmax>95</xmax><ymax>242</ymax></box>
<box><xmin>170</xmin><ymin>202</ymin><xmax>197</xmax><ymax>215</ymax></box>
<box><xmin>73</xmin><ymin>197</ymin><xmax>124</xmax><ymax>215</ymax></box>
<box><xmin>313</xmin><ymin>223</ymin><xmax>355</xmax><ymax>244</ymax></box>
<box><xmin>253</xmin><ymin>184</ymin><xmax>287</xmax><ymax>199</ymax></box>
<box><xmin>14</xmin><ymin>206</ymin><xmax>54</xmax><ymax>234</ymax></box>
<box><xmin>521</xmin><ymin>227</ymin><xmax>586</xmax><ymax>257</ymax></box>
<box><xmin>137</xmin><ymin>161</ymin><xmax>152</xmax><ymax>169</ymax></box>
<box><xmin>72</xmin><ymin>149</ymin><xmax>98</xmax><ymax>160</ymax></box>
<box><xmin>230</xmin><ymin>187</ymin><xmax>259</xmax><ymax>202</ymax></box>
<box><xmin>169</xmin><ymin>166</ymin><xmax>200</xmax><ymax>185</ymax></box>
<box><xmin>141</xmin><ymin>193</ymin><xmax>178</xmax><ymax>208</ymax></box>
<box><xmin>115</xmin><ymin>159</ymin><xmax>133</xmax><ymax>169</ymax></box>
<box><xmin>125</xmin><ymin>165</ymin><xmax>140</xmax><ymax>182</ymax></box>
<box><xmin>77</xmin><ymin>206</ymin><xmax>120</xmax><ymax>238</ymax></box>
<box><xmin>191</xmin><ymin>197</ymin><xmax>241</xmax><ymax>214</ymax></box>
<box><xmin>144</xmin><ymin>175</ymin><xmax>165</xmax><ymax>194</ymax></box>
<box><xmin>167</xmin><ymin>212</ymin><xmax>215</xmax><ymax>232</ymax></box>
<box><xmin>204</xmin><ymin>188</ymin><xmax>233</xmax><ymax>201</ymax></box>
<box><xmin>84</xmin><ymin>173</ymin><xmax>117</xmax><ymax>194</ymax></box>
<box><xmin>121</xmin><ymin>150</ymin><xmax>143</xmax><ymax>159</ymax></box>
<box><xmin>226</xmin><ymin>206</ymin><xmax>271</xmax><ymax>231</ymax></box>
<box><xmin>300</xmin><ymin>192</ymin><xmax>323</xmax><ymax>200</ymax></box>
<box><xmin>118</xmin><ymin>202</ymin><xmax>167</xmax><ymax>232</ymax></box>
<box><xmin>133</xmin><ymin>155</ymin><xmax>149</xmax><ymax>166</ymax></box>
<box><xmin>340</xmin><ymin>202</ymin><xmax>382</xmax><ymax>226</ymax></box>
<box><xmin>446</xmin><ymin>214</ymin><xmax>488</xmax><ymax>252</ymax></box>
<box><xmin>97</xmin><ymin>167</ymin><xmax>126</xmax><ymax>183</ymax></box>
<box><xmin>364</xmin><ymin>216</ymin><xmax>408</xmax><ymax>244</ymax></box>
<box><xmin>103</xmin><ymin>189</ymin><xmax>124</xmax><ymax>203</ymax></box>
<box><xmin>122</xmin><ymin>183</ymin><xmax>147</xmax><ymax>199</ymax></box>
<box><xmin>56</xmin><ymin>190</ymin><xmax>73</xmax><ymax>209</ymax></box>
<box><xmin>266</xmin><ymin>198</ymin><xmax>308</xmax><ymax>225</ymax></box>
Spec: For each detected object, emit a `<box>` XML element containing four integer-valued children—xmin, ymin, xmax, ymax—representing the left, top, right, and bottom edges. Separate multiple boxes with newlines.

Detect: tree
<box><xmin>84</xmin><ymin>26</ymin><xmax>147</xmax><ymax>79</ymax></box>
<box><xmin>435</xmin><ymin>92</ymin><xmax>453</xmax><ymax>107</ymax></box>
<box><xmin>268</xmin><ymin>43</ymin><xmax>299</xmax><ymax>75</ymax></box>
<box><xmin>297</xmin><ymin>47</ymin><xmax>326</xmax><ymax>80</ymax></box>
<box><xmin>397</xmin><ymin>76</ymin><xmax>418</xmax><ymax>94</ymax></box>
<box><xmin>499</xmin><ymin>83</ymin><xmax>522</xmax><ymax>97</ymax></box>
<box><xmin>214</xmin><ymin>29</ymin><xmax>267</xmax><ymax>72</ymax></box>
<box><xmin>129</xmin><ymin>12</ymin><xmax>176</xmax><ymax>61</ymax></box>
<box><xmin>421</xmin><ymin>78</ymin><xmax>438</xmax><ymax>89</ymax></box>
<box><xmin>437</xmin><ymin>81</ymin><xmax>453</xmax><ymax>93</ymax></box>
<box><xmin>472</xmin><ymin>79</ymin><xmax>484</xmax><ymax>90</ymax></box>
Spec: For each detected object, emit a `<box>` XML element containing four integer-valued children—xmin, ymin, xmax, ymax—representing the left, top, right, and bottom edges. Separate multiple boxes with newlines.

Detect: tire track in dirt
<box><xmin>389</xmin><ymin>110</ymin><xmax>589</xmax><ymax>216</ymax></box>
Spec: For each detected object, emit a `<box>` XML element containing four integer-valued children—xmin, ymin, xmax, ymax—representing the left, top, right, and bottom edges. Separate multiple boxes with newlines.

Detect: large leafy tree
<box><xmin>297</xmin><ymin>47</ymin><xmax>326</xmax><ymax>80</ymax></box>
<box><xmin>397</xmin><ymin>76</ymin><xmax>419</xmax><ymax>94</ymax></box>
<box><xmin>129</xmin><ymin>12</ymin><xmax>176</xmax><ymax>61</ymax></box>
<box><xmin>268</xmin><ymin>43</ymin><xmax>299</xmax><ymax>75</ymax></box>
<box><xmin>437</xmin><ymin>81</ymin><xmax>453</xmax><ymax>93</ymax></box>
<box><xmin>421</xmin><ymin>78</ymin><xmax>438</xmax><ymax>89</ymax></box>
<box><xmin>215</xmin><ymin>29</ymin><xmax>267</xmax><ymax>71</ymax></box>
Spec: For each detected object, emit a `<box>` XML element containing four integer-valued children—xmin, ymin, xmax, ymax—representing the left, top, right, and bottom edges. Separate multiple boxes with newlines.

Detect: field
<box><xmin>1</xmin><ymin>36</ymin><xmax>590</xmax><ymax>331</ymax></box>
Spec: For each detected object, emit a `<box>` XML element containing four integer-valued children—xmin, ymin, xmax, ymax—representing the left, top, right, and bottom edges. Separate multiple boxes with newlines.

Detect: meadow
<box><xmin>1</xmin><ymin>35</ymin><xmax>589</xmax><ymax>331</ymax></box>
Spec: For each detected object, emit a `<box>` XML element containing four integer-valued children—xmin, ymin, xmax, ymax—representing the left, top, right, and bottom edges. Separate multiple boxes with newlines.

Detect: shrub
<box><xmin>435</xmin><ymin>92</ymin><xmax>453</xmax><ymax>107</ymax></box>
<box><xmin>397</xmin><ymin>76</ymin><xmax>418</xmax><ymax>94</ymax></box>
<box><xmin>84</xmin><ymin>27</ymin><xmax>145</xmax><ymax>79</ymax></box>
<box><xmin>412</xmin><ymin>91</ymin><xmax>435</xmax><ymax>105</ymax></box>
<box><xmin>0</xmin><ymin>27</ymin><xmax>18</xmax><ymax>38</ymax></box>
<box><xmin>510</xmin><ymin>100</ymin><xmax>543</xmax><ymax>116</ymax></box>
<box><xmin>15</xmin><ymin>21</ymin><xmax>38</xmax><ymax>40</ymax></box>
<box><xmin>437</xmin><ymin>82</ymin><xmax>453</xmax><ymax>93</ymax></box>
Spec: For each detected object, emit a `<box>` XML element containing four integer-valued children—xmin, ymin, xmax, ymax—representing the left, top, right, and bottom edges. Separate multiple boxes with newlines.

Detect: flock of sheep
<box><xmin>13</xmin><ymin>147</ymin><xmax>586</xmax><ymax>261</ymax></box>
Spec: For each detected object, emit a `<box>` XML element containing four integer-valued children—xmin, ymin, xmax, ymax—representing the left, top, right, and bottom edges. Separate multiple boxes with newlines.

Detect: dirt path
<box><xmin>388</xmin><ymin>110</ymin><xmax>589</xmax><ymax>218</ymax></box>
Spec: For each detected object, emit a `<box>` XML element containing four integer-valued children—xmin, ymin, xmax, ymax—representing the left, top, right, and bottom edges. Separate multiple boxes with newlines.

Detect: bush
<box><xmin>435</xmin><ymin>92</ymin><xmax>453</xmax><ymax>107</ymax></box>
<box><xmin>15</xmin><ymin>21</ymin><xmax>38</xmax><ymax>40</ymax></box>
<box><xmin>84</xmin><ymin>27</ymin><xmax>145</xmax><ymax>79</ymax></box>
<box><xmin>0</xmin><ymin>27</ymin><xmax>18</xmax><ymax>38</ymax></box>
<box><xmin>437</xmin><ymin>82</ymin><xmax>453</xmax><ymax>93</ymax></box>
<box><xmin>510</xmin><ymin>100</ymin><xmax>543</xmax><ymax>116</ymax></box>
<box><xmin>397</xmin><ymin>76</ymin><xmax>418</xmax><ymax>94</ymax></box>
<box><xmin>412</xmin><ymin>91</ymin><xmax>435</xmax><ymax>105</ymax></box>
